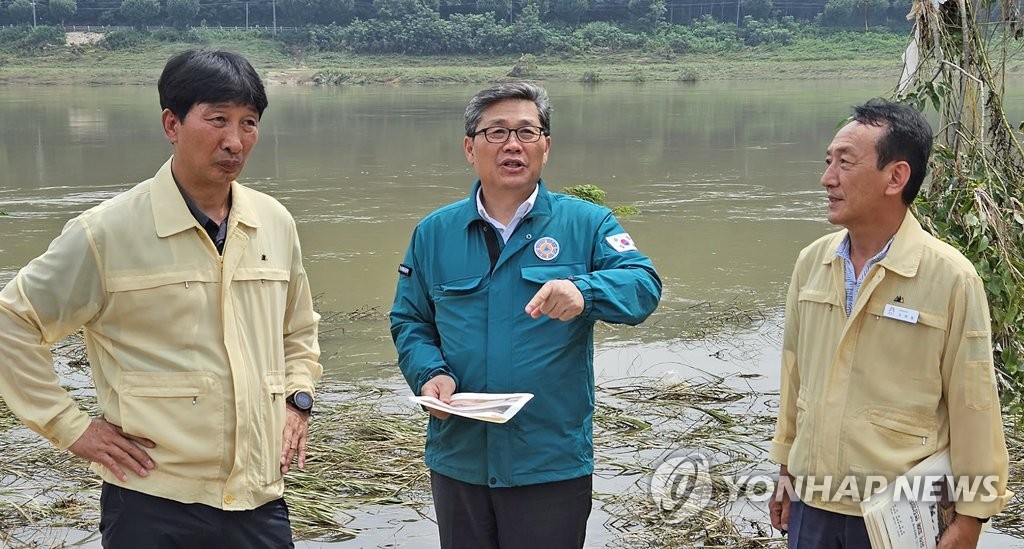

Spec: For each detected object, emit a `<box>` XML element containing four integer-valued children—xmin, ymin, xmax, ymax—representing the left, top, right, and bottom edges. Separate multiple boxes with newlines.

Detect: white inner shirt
<box><xmin>476</xmin><ymin>185</ymin><xmax>539</xmax><ymax>243</ymax></box>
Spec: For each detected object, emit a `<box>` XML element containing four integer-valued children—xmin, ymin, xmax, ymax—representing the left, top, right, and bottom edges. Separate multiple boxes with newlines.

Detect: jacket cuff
<box><xmin>955</xmin><ymin>488</ymin><xmax>1013</xmax><ymax>520</ymax></box>
<box><xmin>768</xmin><ymin>440</ymin><xmax>792</xmax><ymax>465</ymax></box>
<box><xmin>418</xmin><ymin>367</ymin><xmax>458</xmax><ymax>394</ymax></box>
<box><xmin>46</xmin><ymin>409</ymin><xmax>92</xmax><ymax>451</ymax></box>
<box><xmin>569</xmin><ymin>277</ymin><xmax>593</xmax><ymax>319</ymax></box>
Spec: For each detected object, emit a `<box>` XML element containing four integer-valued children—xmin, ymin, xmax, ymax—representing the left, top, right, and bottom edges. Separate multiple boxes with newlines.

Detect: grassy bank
<box><xmin>0</xmin><ymin>27</ymin><xmax>915</xmax><ymax>86</ymax></box>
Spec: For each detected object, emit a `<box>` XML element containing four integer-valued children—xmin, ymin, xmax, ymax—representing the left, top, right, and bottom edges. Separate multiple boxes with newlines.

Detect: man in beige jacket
<box><xmin>0</xmin><ymin>49</ymin><xmax>321</xmax><ymax>546</ymax></box>
<box><xmin>769</xmin><ymin>99</ymin><xmax>1010</xmax><ymax>548</ymax></box>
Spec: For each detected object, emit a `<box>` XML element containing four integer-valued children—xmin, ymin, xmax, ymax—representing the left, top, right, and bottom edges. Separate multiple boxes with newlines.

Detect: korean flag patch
<box><xmin>606</xmin><ymin>233</ymin><xmax>637</xmax><ymax>252</ymax></box>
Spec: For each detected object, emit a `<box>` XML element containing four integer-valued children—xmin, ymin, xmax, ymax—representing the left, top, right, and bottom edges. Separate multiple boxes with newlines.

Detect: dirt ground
<box><xmin>64</xmin><ymin>31</ymin><xmax>104</xmax><ymax>46</ymax></box>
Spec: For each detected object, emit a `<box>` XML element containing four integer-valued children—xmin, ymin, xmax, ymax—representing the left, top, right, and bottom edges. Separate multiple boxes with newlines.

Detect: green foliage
<box><xmin>571</xmin><ymin>21</ymin><xmax>644</xmax><ymax>51</ymax></box>
<box><xmin>579</xmin><ymin>69</ymin><xmax>601</xmax><ymax>82</ymax></box>
<box><xmin>900</xmin><ymin>0</ymin><xmax>1024</xmax><ymax>413</ymax></box>
<box><xmin>549</xmin><ymin>0</ymin><xmax>588</xmax><ymax>25</ymax></box>
<box><xmin>914</xmin><ymin>145</ymin><xmax>1024</xmax><ymax>411</ymax></box>
<box><xmin>6</xmin><ymin>0</ymin><xmax>34</xmax><ymax>24</ymax></box>
<box><xmin>563</xmin><ymin>184</ymin><xmax>607</xmax><ymax>205</ymax></box>
<box><xmin>373</xmin><ymin>0</ymin><xmax>438</xmax><ymax>19</ymax></box>
<box><xmin>279</xmin><ymin>0</ymin><xmax>354</xmax><ymax>26</ymax></box>
<box><xmin>166</xmin><ymin>0</ymin><xmax>199</xmax><ymax>29</ymax></box>
<box><xmin>676</xmin><ymin>66</ymin><xmax>700</xmax><ymax>81</ymax></box>
<box><xmin>740</xmin><ymin>15</ymin><xmax>795</xmax><ymax>46</ymax></box>
<box><xmin>119</xmin><ymin>0</ymin><xmax>160</xmax><ymax>28</ymax></box>
<box><xmin>563</xmin><ymin>184</ymin><xmax>640</xmax><ymax>215</ymax></box>
<box><xmin>821</xmin><ymin>0</ymin><xmax>888</xmax><ymax>28</ymax></box>
<box><xmin>741</xmin><ymin>0</ymin><xmax>773</xmax><ymax>21</ymax></box>
<box><xmin>628</xmin><ymin>0</ymin><xmax>666</xmax><ymax>32</ymax></box>
<box><xmin>0</xmin><ymin>26</ymin><xmax>65</xmax><ymax>52</ymax></box>
<box><xmin>49</xmin><ymin>0</ymin><xmax>77</xmax><ymax>24</ymax></box>
<box><xmin>657</xmin><ymin>16</ymin><xmax>742</xmax><ymax>53</ymax></box>
<box><xmin>103</xmin><ymin>29</ymin><xmax>147</xmax><ymax>49</ymax></box>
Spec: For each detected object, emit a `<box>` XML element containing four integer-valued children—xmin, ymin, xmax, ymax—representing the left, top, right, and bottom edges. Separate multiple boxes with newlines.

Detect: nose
<box><xmin>222</xmin><ymin>127</ymin><xmax>243</xmax><ymax>154</ymax></box>
<box><xmin>821</xmin><ymin>162</ymin><xmax>837</xmax><ymax>188</ymax></box>
<box><xmin>502</xmin><ymin>132</ymin><xmax>524</xmax><ymax>151</ymax></box>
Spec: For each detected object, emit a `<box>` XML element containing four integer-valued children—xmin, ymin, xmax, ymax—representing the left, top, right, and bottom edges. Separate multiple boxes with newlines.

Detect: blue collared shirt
<box><xmin>836</xmin><ymin>234</ymin><xmax>894</xmax><ymax>316</ymax></box>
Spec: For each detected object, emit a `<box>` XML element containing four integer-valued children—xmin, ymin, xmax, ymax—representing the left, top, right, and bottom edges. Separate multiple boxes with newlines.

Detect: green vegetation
<box><xmin>563</xmin><ymin>184</ymin><xmax>638</xmax><ymax>216</ymax></box>
<box><xmin>899</xmin><ymin>0</ymin><xmax>1024</xmax><ymax>413</ymax></box>
<box><xmin>0</xmin><ymin>21</ymin><xmax>910</xmax><ymax>85</ymax></box>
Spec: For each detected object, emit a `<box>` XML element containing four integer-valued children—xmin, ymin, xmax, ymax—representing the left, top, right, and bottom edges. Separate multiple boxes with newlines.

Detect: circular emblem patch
<box><xmin>534</xmin><ymin>237</ymin><xmax>560</xmax><ymax>261</ymax></box>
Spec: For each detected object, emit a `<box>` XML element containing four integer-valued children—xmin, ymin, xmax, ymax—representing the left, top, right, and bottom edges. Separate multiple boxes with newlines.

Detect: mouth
<box><xmin>500</xmin><ymin>159</ymin><xmax>526</xmax><ymax>169</ymax></box>
<box><xmin>218</xmin><ymin>159</ymin><xmax>242</xmax><ymax>171</ymax></box>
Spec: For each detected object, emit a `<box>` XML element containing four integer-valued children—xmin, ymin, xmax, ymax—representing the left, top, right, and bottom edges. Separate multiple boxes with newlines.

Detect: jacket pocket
<box><xmin>866</xmin><ymin>409</ymin><xmax>937</xmax><ymax>449</ymax></box>
<box><xmin>847</xmin><ymin>407</ymin><xmax>937</xmax><ymax>477</ymax></box>
<box><xmin>105</xmin><ymin>269</ymin><xmax>215</xmax><ymax>350</ymax></box>
<box><xmin>963</xmin><ymin>360</ymin><xmax>996</xmax><ymax>411</ymax></box>
<box><xmin>260</xmin><ymin>371</ymin><xmax>287</xmax><ymax>485</ymax></box>
<box><xmin>862</xmin><ymin>300</ymin><xmax>947</xmax><ymax>381</ymax></box>
<box><xmin>433</xmin><ymin>275</ymin><xmax>485</xmax><ymax>298</ymax></box>
<box><xmin>520</xmin><ymin>263</ymin><xmax>587</xmax><ymax>285</ymax></box>
<box><xmin>431</xmin><ymin>275</ymin><xmax>488</xmax><ymax>382</ymax></box>
<box><xmin>118</xmin><ymin>371</ymin><xmax>224</xmax><ymax>481</ymax></box>
<box><xmin>788</xmin><ymin>397</ymin><xmax>811</xmax><ymax>473</ymax></box>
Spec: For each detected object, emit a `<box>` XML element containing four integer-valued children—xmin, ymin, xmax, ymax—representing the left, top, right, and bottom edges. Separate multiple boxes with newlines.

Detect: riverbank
<box><xmin>0</xmin><ymin>29</ymin><xmax>916</xmax><ymax>86</ymax></box>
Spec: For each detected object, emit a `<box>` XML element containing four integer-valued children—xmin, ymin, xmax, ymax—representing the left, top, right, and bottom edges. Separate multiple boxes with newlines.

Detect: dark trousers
<box><xmin>788</xmin><ymin>499</ymin><xmax>871</xmax><ymax>549</ymax></box>
<box><xmin>431</xmin><ymin>471</ymin><xmax>592</xmax><ymax>549</ymax></box>
<box><xmin>99</xmin><ymin>483</ymin><xmax>294</xmax><ymax>549</ymax></box>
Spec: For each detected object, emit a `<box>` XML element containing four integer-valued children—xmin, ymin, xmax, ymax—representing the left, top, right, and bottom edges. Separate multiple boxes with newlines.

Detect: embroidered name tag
<box><xmin>398</xmin><ymin>264</ymin><xmax>412</xmax><ymax>277</ymax></box>
<box><xmin>883</xmin><ymin>303</ymin><xmax>919</xmax><ymax>324</ymax></box>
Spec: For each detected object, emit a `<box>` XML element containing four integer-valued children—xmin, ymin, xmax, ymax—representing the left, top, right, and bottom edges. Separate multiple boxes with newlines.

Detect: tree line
<box><xmin>1</xmin><ymin>0</ymin><xmax>915</xmax><ymax>32</ymax></box>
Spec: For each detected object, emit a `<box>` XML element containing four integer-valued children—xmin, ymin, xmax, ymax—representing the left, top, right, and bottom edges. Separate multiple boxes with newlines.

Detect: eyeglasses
<box><xmin>470</xmin><ymin>126</ymin><xmax>547</xmax><ymax>144</ymax></box>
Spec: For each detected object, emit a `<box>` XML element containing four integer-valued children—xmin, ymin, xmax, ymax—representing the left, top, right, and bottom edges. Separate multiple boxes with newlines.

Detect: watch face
<box><xmin>294</xmin><ymin>391</ymin><xmax>314</xmax><ymax>410</ymax></box>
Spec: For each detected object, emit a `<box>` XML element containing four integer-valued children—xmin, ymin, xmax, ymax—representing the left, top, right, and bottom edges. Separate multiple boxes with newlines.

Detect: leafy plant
<box><xmin>562</xmin><ymin>184</ymin><xmax>639</xmax><ymax>216</ymax></box>
<box><xmin>900</xmin><ymin>0</ymin><xmax>1024</xmax><ymax>414</ymax></box>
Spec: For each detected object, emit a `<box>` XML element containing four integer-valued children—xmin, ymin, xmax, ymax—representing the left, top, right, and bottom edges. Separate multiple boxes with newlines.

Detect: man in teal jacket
<box><xmin>390</xmin><ymin>82</ymin><xmax>661</xmax><ymax>549</ymax></box>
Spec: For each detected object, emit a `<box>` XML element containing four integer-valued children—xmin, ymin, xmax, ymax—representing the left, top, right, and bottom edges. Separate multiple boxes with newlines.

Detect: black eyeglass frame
<box><xmin>468</xmin><ymin>126</ymin><xmax>549</xmax><ymax>144</ymax></box>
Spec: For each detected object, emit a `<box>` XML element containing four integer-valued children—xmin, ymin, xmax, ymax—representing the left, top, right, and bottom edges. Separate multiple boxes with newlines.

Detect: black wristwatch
<box><xmin>286</xmin><ymin>391</ymin><xmax>314</xmax><ymax>414</ymax></box>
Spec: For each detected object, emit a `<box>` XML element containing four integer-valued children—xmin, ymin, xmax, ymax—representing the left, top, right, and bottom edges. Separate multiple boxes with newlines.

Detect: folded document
<box><xmin>409</xmin><ymin>393</ymin><xmax>534</xmax><ymax>423</ymax></box>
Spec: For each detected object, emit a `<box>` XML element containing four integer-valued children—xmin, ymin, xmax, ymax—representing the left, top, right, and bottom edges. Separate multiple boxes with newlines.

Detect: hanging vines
<box><xmin>897</xmin><ymin>0</ymin><xmax>1024</xmax><ymax>413</ymax></box>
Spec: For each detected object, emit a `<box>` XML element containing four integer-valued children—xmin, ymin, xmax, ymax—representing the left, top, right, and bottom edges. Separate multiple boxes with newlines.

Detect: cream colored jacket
<box><xmin>770</xmin><ymin>211</ymin><xmax>1011</xmax><ymax>518</ymax></box>
<box><xmin>0</xmin><ymin>158</ymin><xmax>321</xmax><ymax>510</ymax></box>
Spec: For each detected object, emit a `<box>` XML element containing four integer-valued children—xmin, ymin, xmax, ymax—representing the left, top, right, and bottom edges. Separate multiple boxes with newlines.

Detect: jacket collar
<box><xmin>822</xmin><ymin>209</ymin><xmax>925</xmax><ymax>278</ymax></box>
<box><xmin>460</xmin><ymin>180</ymin><xmax>552</xmax><ymax>229</ymax></box>
<box><xmin>152</xmin><ymin>156</ymin><xmax>261</xmax><ymax>238</ymax></box>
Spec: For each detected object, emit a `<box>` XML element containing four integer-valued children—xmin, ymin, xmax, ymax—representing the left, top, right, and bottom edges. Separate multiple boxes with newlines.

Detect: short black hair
<box><xmin>852</xmin><ymin>98</ymin><xmax>933</xmax><ymax>205</ymax></box>
<box><xmin>158</xmin><ymin>49</ymin><xmax>268</xmax><ymax>121</ymax></box>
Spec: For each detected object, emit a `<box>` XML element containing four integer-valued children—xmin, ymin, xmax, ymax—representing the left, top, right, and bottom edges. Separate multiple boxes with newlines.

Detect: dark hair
<box><xmin>158</xmin><ymin>49</ymin><xmax>268</xmax><ymax>121</ymax></box>
<box><xmin>852</xmin><ymin>98</ymin><xmax>933</xmax><ymax>205</ymax></box>
<box><xmin>464</xmin><ymin>82</ymin><xmax>552</xmax><ymax>137</ymax></box>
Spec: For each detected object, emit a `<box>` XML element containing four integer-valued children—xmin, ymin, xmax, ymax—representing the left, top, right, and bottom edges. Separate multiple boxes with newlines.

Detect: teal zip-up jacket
<box><xmin>390</xmin><ymin>181</ymin><xmax>661</xmax><ymax>487</ymax></box>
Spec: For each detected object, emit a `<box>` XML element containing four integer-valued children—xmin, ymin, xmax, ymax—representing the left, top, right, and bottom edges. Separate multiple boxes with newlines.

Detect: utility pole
<box><xmin>245</xmin><ymin>2</ymin><xmax>249</xmax><ymax>29</ymax></box>
<box><xmin>30</xmin><ymin>1</ymin><xmax>37</xmax><ymax>27</ymax></box>
<box><xmin>272</xmin><ymin>0</ymin><xmax>277</xmax><ymax>33</ymax></box>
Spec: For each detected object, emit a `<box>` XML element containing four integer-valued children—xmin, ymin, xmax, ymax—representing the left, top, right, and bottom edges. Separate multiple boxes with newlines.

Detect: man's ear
<box><xmin>464</xmin><ymin>135</ymin><xmax>475</xmax><ymax>164</ymax></box>
<box><xmin>884</xmin><ymin>160</ymin><xmax>911</xmax><ymax>198</ymax></box>
<box><xmin>161</xmin><ymin>108</ymin><xmax>180</xmax><ymax>145</ymax></box>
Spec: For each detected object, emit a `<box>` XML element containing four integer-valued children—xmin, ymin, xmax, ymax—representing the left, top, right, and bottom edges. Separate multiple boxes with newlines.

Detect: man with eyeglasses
<box><xmin>390</xmin><ymin>82</ymin><xmax>662</xmax><ymax>549</ymax></box>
